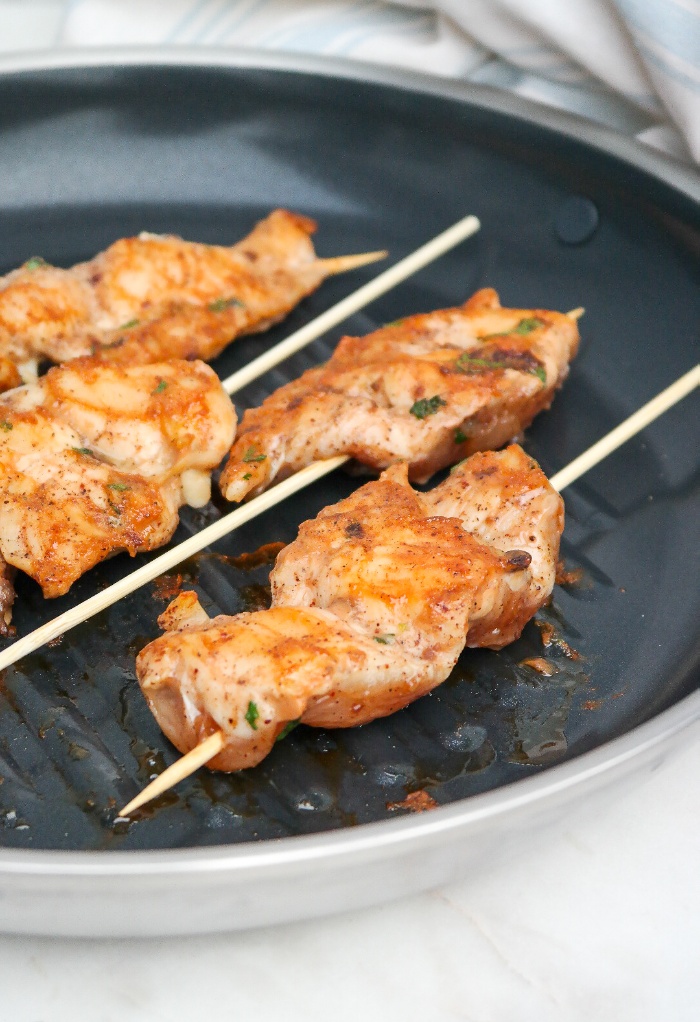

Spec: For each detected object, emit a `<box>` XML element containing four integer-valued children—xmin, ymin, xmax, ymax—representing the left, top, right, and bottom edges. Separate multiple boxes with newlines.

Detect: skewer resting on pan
<box><xmin>117</xmin><ymin>366</ymin><xmax>700</xmax><ymax>816</ymax></box>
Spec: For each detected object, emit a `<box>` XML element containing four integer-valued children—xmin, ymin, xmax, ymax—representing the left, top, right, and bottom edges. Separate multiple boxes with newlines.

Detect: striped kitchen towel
<box><xmin>56</xmin><ymin>0</ymin><xmax>700</xmax><ymax>162</ymax></box>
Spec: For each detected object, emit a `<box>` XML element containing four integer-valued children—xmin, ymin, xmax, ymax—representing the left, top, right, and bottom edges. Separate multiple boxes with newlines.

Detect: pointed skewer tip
<box><xmin>567</xmin><ymin>307</ymin><xmax>585</xmax><ymax>320</ymax></box>
<box><xmin>118</xmin><ymin>730</ymin><xmax>225</xmax><ymax>818</ymax></box>
<box><xmin>319</xmin><ymin>250</ymin><xmax>389</xmax><ymax>276</ymax></box>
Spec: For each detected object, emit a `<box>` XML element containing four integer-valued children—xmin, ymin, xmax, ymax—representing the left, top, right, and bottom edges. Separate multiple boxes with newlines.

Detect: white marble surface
<box><xmin>0</xmin><ymin>733</ymin><xmax>697</xmax><ymax>1021</ymax></box>
<box><xmin>0</xmin><ymin>7</ymin><xmax>697</xmax><ymax>1019</ymax></box>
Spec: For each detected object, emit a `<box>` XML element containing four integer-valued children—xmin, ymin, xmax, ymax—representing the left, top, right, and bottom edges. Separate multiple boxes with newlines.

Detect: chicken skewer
<box><xmin>117</xmin><ymin>365</ymin><xmax>700</xmax><ymax>815</ymax></box>
<box><xmin>220</xmin><ymin>288</ymin><xmax>580</xmax><ymax>501</ymax></box>
<box><xmin>0</xmin><ymin>209</ymin><xmax>386</xmax><ymax>386</ymax></box>
<box><xmin>0</xmin><ymin>358</ymin><xmax>236</xmax><ymax>631</ymax></box>
<box><xmin>133</xmin><ymin>444</ymin><xmax>563</xmax><ymax>773</ymax></box>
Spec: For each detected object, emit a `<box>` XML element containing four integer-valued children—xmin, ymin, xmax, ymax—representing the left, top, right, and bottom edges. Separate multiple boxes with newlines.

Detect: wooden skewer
<box><xmin>0</xmin><ymin>456</ymin><xmax>348</xmax><ymax>674</ymax></box>
<box><xmin>116</xmin><ymin>362</ymin><xmax>700</xmax><ymax>816</ymax></box>
<box><xmin>317</xmin><ymin>250</ymin><xmax>388</xmax><ymax>275</ymax></box>
<box><xmin>567</xmin><ymin>307</ymin><xmax>585</xmax><ymax>321</ymax></box>
<box><xmin>221</xmin><ymin>214</ymin><xmax>481</xmax><ymax>395</ymax></box>
<box><xmin>549</xmin><ymin>364</ymin><xmax>700</xmax><ymax>492</ymax></box>
<box><xmin>119</xmin><ymin>732</ymin><xmax>225</xmax><ymax>817</ymax></box>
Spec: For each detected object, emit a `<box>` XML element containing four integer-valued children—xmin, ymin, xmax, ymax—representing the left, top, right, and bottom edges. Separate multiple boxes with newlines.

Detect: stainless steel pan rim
<box><xmin>0</xmin><ymin>47</ymin><xmax>696</xmax><ymax>891</ymax></box>
<box><xmin>1</xmin><ymin>45</ymin><xmax>698</xmax><ymax>202</ymax></box>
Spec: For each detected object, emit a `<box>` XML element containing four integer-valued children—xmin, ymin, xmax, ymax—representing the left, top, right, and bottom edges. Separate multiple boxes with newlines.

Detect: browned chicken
<box><xmin>0</xmin><ymin>210</ymin><xmax>382</xmax><ymax>385</ymax></box>
<box><xmin>137</xmin><ymin>445</ymin><xmax>563</xmax><ymax>772</ymax></box>
<box><xmin>221</xmin><ymin>288</ymin><xmax>579</xmax><ymax>502</ymax></box>
<box><xmin>0</xmin><ymin>358</ymin><xmax>236</xmax><ymax>631</ymax></box>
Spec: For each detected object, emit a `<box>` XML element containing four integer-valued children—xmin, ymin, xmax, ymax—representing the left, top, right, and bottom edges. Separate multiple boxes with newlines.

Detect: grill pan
<box><xmin>0</xmin><ymin>50</ymin><xmax>697</xmax><ymax>936</ymax></box>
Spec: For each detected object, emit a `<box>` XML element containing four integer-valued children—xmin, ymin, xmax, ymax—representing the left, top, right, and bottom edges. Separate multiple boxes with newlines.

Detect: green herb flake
<box><xmin>0</xmin><ymin>421</ymin><xmax>12</xmax><ymax>432</ymax></box>
<box><xmin>108</xmin><ymin>501</ymin><xmax>122</xmax><ymax>517</ymax></box>
<box><xmin>119</xmin><ymin>318</ymin><xmax>140</xmax><ymax>331</ymax></box>
<box><xmin>151</xmin><ymin>379</ymin><xmax>168</xmax><ymax>395</ymax></box>
<box><xmin>107</xmin><ymin>482</ymin><xmax>130</xmax><ymax>492</ymax></box>
<box><xmin>71</xmin><ymin>446</ymin><xmax>95</xmax><ymax>458</ymax></box>
<box><xmin>456</xmin><ymin>351</ymin><xmax>545</xmax><ymax>385</ymax></box>
<box><xmin>384</xmin><ymin>318</ymin><xmax>404</xmax><ymax>328</ymax></box>
<box><xmin>276</xmin><ymin>719</ymin><xmax>301</xmax><ymax>742</ymax></box>
<box><xmin>242</xmin><ymin>472</ymin><xmax>252</xmax><ymax>481</ymax></box>
<box><xmin>244</xmin><ymin>700</ymin><xmax>260</xmax><ymax>730</ymax></box>
<box><xmin>513</xmin><ymin>317</ymin><xmax>544</xmax><ymax>335</ymax></box>
<box><xmin>24</xmin><ymin>256</ymin><xmax>47</xmax><ymax>271</ymax></box>
<box><xmin>454</xmin><ymin>427</ymin><xmax>468</xmax><ymax>444</ymax></box>
<box><xmin>482</xmin><ymin>317</ymin><xmax>545</xmax><ymax>341</ymax></box>
<box><xmin>208</xmin><ymin>297</ymin><xmax>244</xmax><ymax>313</ymax></box>
<box><xmin>374</xmin><ymin>633</ymin><xmax>396</xmax><ymax>645</ymax></box>
<box><xmin>242</xmin><ymin>446</ymin><xmax>267</xmax><ymax>464</ymax></box>
<box><xmin>455</xmin><ymin>353</ymin><xmax>511</xmax><ymax>374</ymax></box>
<box><xmin>409</xmin><ymin>395</ymin><xmax>447</xmax><ymax>420</ymax></box>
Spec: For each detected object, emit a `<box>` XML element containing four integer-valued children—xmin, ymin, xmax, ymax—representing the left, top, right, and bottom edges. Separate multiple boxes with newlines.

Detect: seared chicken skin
<box><xmin>0</xmin><ymin>210</ymin><xmax>375</xmax><ymax>383</ymax></box>
<box><xmin>221</xmin><ymin>288</ymin><xmax>578</xmax><ymax>502</ymax></box>
<box><xmin>0</xmin><ymin>359</ymin><xmax>236</xmax><ymax>629</ymax></box>
<box><xmin>137</xmin><ymin>445</ymin><xmax>563</xmax><ymax>772</ymax></box>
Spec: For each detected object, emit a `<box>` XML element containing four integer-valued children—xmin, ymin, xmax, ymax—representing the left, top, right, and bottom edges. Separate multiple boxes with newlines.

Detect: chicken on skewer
<box><xmin>0</xmin><ymin>209</ymin><xmax>385</xmax><ymax>387</ymax></box>
<box><xmin>135</xmin><ymin>445</ymin><xmax>563</xmax><ymax>775</ymax></box>
<box><xmin>0</xmin><ymin>358</ymin><xmax>236</xmax><ymax>632</ymax></box>
<box><xmin>221</xmin><ymin>288</ymin><xmax>580</xmax><ymax>502</ymax></box>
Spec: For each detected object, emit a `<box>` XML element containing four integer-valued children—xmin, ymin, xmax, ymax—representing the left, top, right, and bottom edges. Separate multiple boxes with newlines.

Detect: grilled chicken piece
<box><xmin>137</xmin><ymin>445</ymin><xmax>563</xmax><ymax>772</ymax></box>
<box><xmin>0</xmin><ymin>359</ymin><xmax>235</xmax><ymax>622</ymax></box>
<box><xmin>0</xmin><ymin>210</ymin><xmax>378</xmax><ymax>381</ymax></box>
<box><xmin>221</xmin><ymin>288</ymin><xmax>578</xmax><ymax>502</ymax></box>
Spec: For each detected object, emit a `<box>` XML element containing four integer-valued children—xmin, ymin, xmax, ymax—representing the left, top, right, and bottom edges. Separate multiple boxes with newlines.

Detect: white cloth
<box><xmin>56</xmin><ymin>0</ymin><xmax>700</xmax><ymax>163</ymax></box>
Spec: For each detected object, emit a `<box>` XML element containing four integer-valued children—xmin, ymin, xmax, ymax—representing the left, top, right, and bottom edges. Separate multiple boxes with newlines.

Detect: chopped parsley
<box><xmin>374</xmin><ymin>633</ymin><xmax>395</xmax><ymax>645</ymax></box>
<box><xmin>71</xmin><ymin>446</ymin><xmax>95</xmax><ymax>458</ymax></box>
<box><xmin>483</xmin><ymin>316</ymin><xmax>545</xmax><ymax>340</ymax></box>
<box><xmin>242</xmin><ymin>446</ymin><xmax>267</xmax><ymax>464</ymax></box>
<box><xmin>24</xmin><ymin>256</ymin><xmax>47</xmax><ymax>271</ymax></box>
<box><xmin>0</xmin><ymin>421</ymin><xmax>12</xmax><ymax>432</ymax></box>
<box><xmin>244</xmin><ymin>700</ymin><xmax>260</xmax><ymax>730</ymax></box>
<box><xmin>513</xmin><ymin>316</ymin><xmax>544</xmax><ymax>335</ymax></box>
<box><xmin>108</xmin><ymin>501</ymin><xmax>122</xmax><ymax>517</ymax></box>
<box><xmin>208</xmin><ymin>297</ymin><xmax>244</xmax><ymax>313</ymax></box>
<box><xmin>276</xmin><ymin>719</ymin><xmax>301</xmax><ymax>742</ymax></box>
<box><xmin>119</xmin><ymin>318</ymin><xmax>140</xmax><ymax>330</ymax></box>
<box><xmin>455</xmin><ymin>354</ymin><xmax>512</xmax><ymax>373</ymax></box>
<box><xmin>454</xmin><ymin>427</ymin><xmax>468</xmax><ymax>444</ymax></box>
<box><xmin>107</xmin><ymin>482</ymin><xmax>130</xmax><ymax>492</ymax></box>
<box><xmin>455</xmin><ymin>351</ymin><xmax>546</xmax><ymax>385</ymax></box>
<box><xmin>151</xmin><ymin>379</ymin><xmax>168</xmax><ymax>395</ymax></box>
<box><xmin>409</xmin><ymin>395</ymin><xmax>446</xmax><ymax>420</ymax></box>
<box><xmin>242</xmin><ymin>472</ymin><xmax>252</xmax><ymax>481</ymax></box>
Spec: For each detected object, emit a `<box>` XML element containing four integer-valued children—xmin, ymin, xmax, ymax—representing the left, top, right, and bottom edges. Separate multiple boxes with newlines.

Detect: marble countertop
<box><xmin>0</xmin><ymin>11</ymin><xmax>697</xmax><ymax>1019</ymax></box>
<box><xmin>0</xmin><ymin>732</ymin><xmax>697</xmax><ymax>1021</ymax></box>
